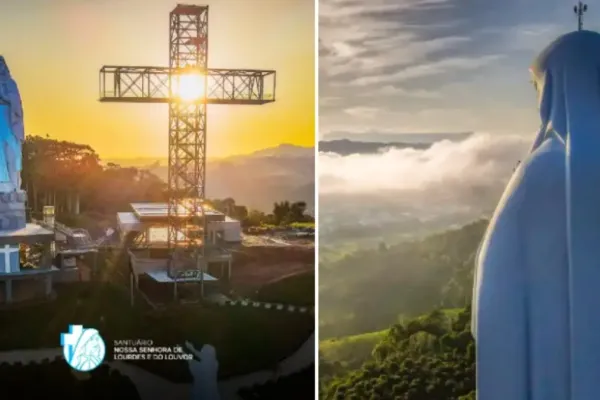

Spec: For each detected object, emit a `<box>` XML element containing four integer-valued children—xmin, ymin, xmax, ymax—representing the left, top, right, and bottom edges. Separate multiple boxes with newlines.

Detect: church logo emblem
<box><xmin>60</xmin><ymin>325</ymin><xmax>106</xmax><ymax>372</ymax></box>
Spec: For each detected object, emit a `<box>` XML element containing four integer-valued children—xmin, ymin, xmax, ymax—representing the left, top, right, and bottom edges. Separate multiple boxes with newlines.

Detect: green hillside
<box><xmin>320</xmin><ymin>219</ymin><xmax>488</xmax><ymax>339</ymax></box>
<box><xmin>321</xmin><ymin>307</ymin><xmax>475</xmax><ymax>400</ymax></box>
<box><xmin>319</xmin><ymin>219</ymin><xmax>488</xmax><ymax>400</ymax></box>
<box><xmin>320</xmin><ymin>309</ymin><xmax>464</xmax><ymax>372</ymax></box>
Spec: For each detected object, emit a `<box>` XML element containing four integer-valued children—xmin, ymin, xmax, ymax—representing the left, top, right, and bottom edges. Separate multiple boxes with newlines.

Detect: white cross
<box><xmin>0</xmin><ymin>244</ymin><xmax>19</xmax><ymax>273</ymax></box>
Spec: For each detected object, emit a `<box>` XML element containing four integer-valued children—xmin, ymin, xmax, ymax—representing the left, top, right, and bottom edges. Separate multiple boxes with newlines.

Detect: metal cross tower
<box><xmin>98</xmin><ymin>4</ymin><xmax>276</xmax><ymax>273</ymax></box>
<box><xmin>574</xmin><ymin>2</ymin><xmax>588</xmax><ymax>31</ymax></box>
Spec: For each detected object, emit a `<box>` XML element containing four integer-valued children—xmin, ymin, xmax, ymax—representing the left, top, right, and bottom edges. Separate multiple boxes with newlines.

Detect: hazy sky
<box><xmin>319</xmin><ymin>0</ymin><xmax>599</xmax><ymax>140</ymax></box>
<box><xmin>0</xmin><ymin>0</ymin><xmax>314</xmax><ymax>158</ymax></box>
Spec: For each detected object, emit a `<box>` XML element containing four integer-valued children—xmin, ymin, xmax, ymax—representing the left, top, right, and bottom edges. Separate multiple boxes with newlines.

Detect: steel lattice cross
<box><xmin>98</xmin><ymin>4</ymin><xmax>276</xmax><ymax>271</ymax></box>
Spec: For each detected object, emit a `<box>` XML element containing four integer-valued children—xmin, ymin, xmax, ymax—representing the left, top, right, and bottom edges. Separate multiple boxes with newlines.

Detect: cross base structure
<box><xmin>117</xmin><ymin>201</ymin><xmax>240</xmax><ymax>303</ymax></box>
<box><xmin>99</xmin><ymin>4</ymin><xmax>276</xmax><ymax>302</ymax></box>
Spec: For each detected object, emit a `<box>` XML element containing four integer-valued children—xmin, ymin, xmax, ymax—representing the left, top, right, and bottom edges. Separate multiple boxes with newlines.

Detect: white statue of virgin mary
<box><xmin>0</xmin><ymin>56</ymin><xmax>24</xmax><ymax>193</ymax></box>
<box><xmin>472</xmin><ymin>30</ymin><xmax>600</xmax><ymax>400</ymax></box>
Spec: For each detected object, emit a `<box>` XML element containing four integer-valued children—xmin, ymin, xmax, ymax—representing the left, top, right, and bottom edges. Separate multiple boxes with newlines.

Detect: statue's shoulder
<box><xmin>493</xmin><ymin>138</ymin><xmax>564</xmax><ymax>213</ymax></box>
<box><xmin>522</xmin><ymin>138</ymin><xmax>565</xmax><ymax>186</ymax></box>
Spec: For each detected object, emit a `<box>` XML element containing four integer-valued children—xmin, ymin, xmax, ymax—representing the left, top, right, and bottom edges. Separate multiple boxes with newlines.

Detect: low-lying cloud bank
<box><xmin>319</xmin><ymin>133</ymin><xmax>532</xmax><ymax>219</ymax></box>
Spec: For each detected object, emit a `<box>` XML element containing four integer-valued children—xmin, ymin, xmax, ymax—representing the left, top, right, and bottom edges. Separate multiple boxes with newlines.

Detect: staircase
<box><xmin>32</xmin><ymin>219</ymin><xmax>97</xmax><ymax>250</ymax></box>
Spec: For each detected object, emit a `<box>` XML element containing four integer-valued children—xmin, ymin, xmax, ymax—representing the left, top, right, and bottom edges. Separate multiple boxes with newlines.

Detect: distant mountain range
<box><xmin>319</xmin><ymin>139</ymin><xmax>429</xmax><ymax>155</ymax></box>
<box><xmin>322</xmin><ymin>132</ymin><xmax>472</xmax><ymax>143</ymax></box>
<box><xmin>319</xmin><ymin>134</ymin><xmax>472</xmax><ymax>156</ymax></box>
<box><xmin>105</xmin><ymin>144</ymin><xmax>314</xmax><ymax>213</ymax></box>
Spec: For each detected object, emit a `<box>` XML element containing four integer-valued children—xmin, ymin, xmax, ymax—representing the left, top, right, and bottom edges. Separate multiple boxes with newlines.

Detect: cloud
<box><xmin>368</xmin><ymin>86</ymin><xmax>441</xmax><ymax>98</ymax></box>
<box><xmin>498</xmin><ymin>23</ymin><xmax>564</xmax><ymax>52</ymax></box>
<box><xmin>320</xmin><ymin>96</ymin><xmax>343</xmax><ymax>107</ymax></box>
<box><xmin>319</xmin><ymin>133</ymin><xmax>530</xmax><ymax>215</ymax></box>
<box><xmin>320</xmin><ymin>0</ymin><xmax>452</xmax><ymax>21</ymax></box>
<box><xmin>318</xmin><ymin>0</ymin><xmax>569</xmax><ymax>136</ymax></box>
<box><xmin>319</xmin><ymin>0</ymin><xmax>464</xmax><ymax>82</ymax></box>
<box><xmin>343</xmin><ymin>107</ymin><xmax>380</xmax><ymax>119</ymax></box>
<box><xmin>350</xmin><ymin>54</ymin><xmax>503</xmax><ymax>86</ymax></box>
<box><xmin>320</xmin><ymin>107</ymin><xmax>492</xmax><ymax>136</ymax></box>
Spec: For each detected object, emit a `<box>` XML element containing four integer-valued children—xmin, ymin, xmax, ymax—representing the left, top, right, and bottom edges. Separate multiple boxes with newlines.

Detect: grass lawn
<box><xmin>239</xmin><ymin>364</ymin><xmax>314</xmax><ymax>400</ymax></box>
<box><xmin>0</xmin><ymin>282</ymin><xmax>314</xmax><ymax>382</ymax></box>
<box><xmin>0</xmin><ymin>283</ymin><xmax>149</xmax><ymax>351</ymax></box>
<box><xmin>256</xmin><ymin>271</ymin><xmax>315</xmax><ymax>306</ymax></box>
<box><xmin>148</xmin><ymin>304</ymin><xmax>314</xmax><ymax>379</ymax></box>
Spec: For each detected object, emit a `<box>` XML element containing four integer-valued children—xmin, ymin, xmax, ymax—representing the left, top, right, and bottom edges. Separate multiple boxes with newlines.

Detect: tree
<box><xmin>273</xmin><ymin>200</ymin><xmax>311</xmax><ymax>225</ymax></box>
<box><xmin>22</xmin><ymin>135</ymin><xmax>166</xmax><ymax>222</ymax></box>
<box><xmin>322</xmin><ymin>308</ymin><xmax>476</xmax><ymax>400</ymax></box>
<box><xmin>22</xmin><ymin>136</ymin><xmax>103</xmax><ymax>215</ymax></box>
<box><xmin>208</xmin><ymin>198</ymin><xmax>249</xmax><ymax>222</ymax></box>
<box><xmin>246</xmin><ymin>209</ymin><xmax>266</xmax><ymax>227</ymax></box>
<box><xmin>273</xmin><ymin>201</ymin><xmax>291</xmax><ymax>225</ymax></box>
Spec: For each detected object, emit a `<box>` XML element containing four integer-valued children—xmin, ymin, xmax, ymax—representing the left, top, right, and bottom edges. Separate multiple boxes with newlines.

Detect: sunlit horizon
<box><xmin>0</xmin><ymin>0</ymin><xmax>314</xmax><ymax>158</ymax></box>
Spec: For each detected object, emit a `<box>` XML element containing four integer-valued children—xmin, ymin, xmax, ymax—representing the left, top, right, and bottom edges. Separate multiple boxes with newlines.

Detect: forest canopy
<box><xmin>320</xmin><ymin>219</ymin><xmax>489</xmax><ymax>400</ymax></box>
<box><xmin>21</xmin><ymin>135</ymin><xmax>313</xmax><ymax>228</ymax></box>
<box><xmin>319</xmin><ymin>219</ymin><xmax>487</xmax><ymax>339</ymax></box>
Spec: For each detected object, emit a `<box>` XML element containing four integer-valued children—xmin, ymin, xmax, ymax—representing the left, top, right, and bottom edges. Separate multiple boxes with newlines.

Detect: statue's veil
<box><xmin>529</xmin><ymin>30</ymin><xmax>600</xmax><ymax>395</ymax></box>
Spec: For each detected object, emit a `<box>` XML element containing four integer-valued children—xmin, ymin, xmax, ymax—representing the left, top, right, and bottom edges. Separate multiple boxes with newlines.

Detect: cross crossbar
<box><xmin>98</xmin><ymin>66</ymin><xmax>276</xmax><ymax>104</ymax></box>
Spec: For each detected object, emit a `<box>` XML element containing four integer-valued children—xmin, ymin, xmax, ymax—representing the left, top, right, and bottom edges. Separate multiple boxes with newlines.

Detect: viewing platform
<box><xmin>0</xmin><ymin>223</ymin><xmax>57</xmax><ymax>305</ymax></box>
<box><xmin>115</xmin><ymin>202</ymin><xmax>241</xmax><ymax>304</ymax></box>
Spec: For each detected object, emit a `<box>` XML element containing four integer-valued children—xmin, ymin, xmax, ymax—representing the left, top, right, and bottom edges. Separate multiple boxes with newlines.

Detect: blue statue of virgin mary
<box><xmin>0</xmin><ymin>56</ymin><xmax>23</xmax><ymax>193</ymax></box>
<box><xmin>472</xmin><ymin>30</ymin><xmax>600</xmax><ymax>400</ymax></box>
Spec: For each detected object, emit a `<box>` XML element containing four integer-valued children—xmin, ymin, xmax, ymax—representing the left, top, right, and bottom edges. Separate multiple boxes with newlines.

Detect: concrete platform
<box><xmin>130</xmin><ymin>202</ymin><xmax>225</xmax><ymax>222</ymax></box>
<box><xmin>0</xmin><ymin>266</ymin><xmax>58</xmax><ymax>305</ymax></box>
<box><xmin>146</xmin><ymin>269</ymin><xmax>217</xmax><ymax>283</ymax></box>
<box><xmin>0</xmin><ymin>223</ymin><xmax>54</xmax><ymax>245</ymax></box>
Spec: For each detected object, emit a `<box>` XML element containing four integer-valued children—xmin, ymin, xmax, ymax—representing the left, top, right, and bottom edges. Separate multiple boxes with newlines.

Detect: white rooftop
<box><xmin>131</xmin><ymin>202</ymin><xmax>224</xmax><ymax>219</ymax></box>
<box><xmin>0</xmin><ymin>223</ymin><xmax>54</xmax><ymax>238</ymax></box>
<box><xmin>147</xmin><ymin>269</ymin><xmax>217</xmax><ymax>283</ymax></box>
<box><xmin>118</xmin><ymin>212</ymin><xmax>139</xmax><ymax>224</ymax></box>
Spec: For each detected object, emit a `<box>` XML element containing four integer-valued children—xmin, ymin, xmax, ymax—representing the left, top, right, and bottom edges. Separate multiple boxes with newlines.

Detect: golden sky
<box><xmin>0</xmin><ymin>0</ymin><xmax>314</xmax><ymax>158</ymax></box>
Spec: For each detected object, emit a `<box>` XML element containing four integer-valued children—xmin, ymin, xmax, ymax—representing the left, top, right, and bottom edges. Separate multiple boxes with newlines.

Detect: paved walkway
<box><xmin>0</xmin><ymin>333</ymin><xmax>315</xmax><ymax>400</ymax></box>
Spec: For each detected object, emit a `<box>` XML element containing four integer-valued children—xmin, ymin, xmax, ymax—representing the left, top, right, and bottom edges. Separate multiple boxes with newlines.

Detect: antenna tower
<box><xmin>574</xmin><ymin>2</ymin><xmax>588</xmax><ymax>31</ymax></box>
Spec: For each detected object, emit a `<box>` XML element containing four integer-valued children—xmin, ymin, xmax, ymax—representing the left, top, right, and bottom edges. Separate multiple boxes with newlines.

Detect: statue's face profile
<box><xmin>529</xmin><ymin>68</ymin><xmax>541</xmax><ymax>107</ymax></box>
